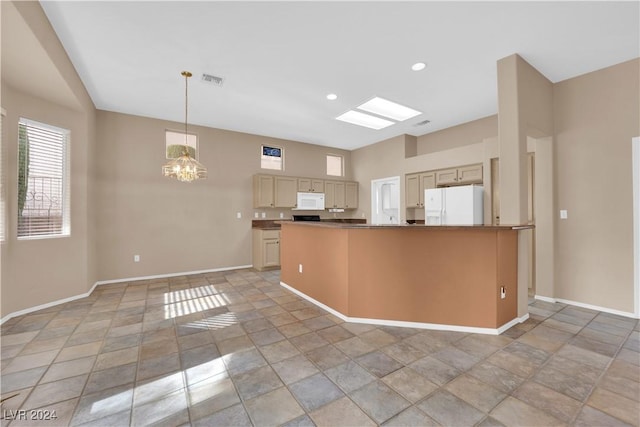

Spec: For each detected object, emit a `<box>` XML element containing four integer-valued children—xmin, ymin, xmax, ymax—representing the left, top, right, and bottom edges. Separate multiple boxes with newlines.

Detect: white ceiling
<box><xmin>40</xmin><ymin>1</ymin><xmax>639</xmax><ymax>151</ymax></box>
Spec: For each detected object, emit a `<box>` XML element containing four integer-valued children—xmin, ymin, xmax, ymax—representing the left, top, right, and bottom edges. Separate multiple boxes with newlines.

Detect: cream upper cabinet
<box><xmin>274</xmin><ymin>176</ymin><xmax>297</xmax><ymax>208</ymax></box>
<box><xmin>298</xmin><ymin>178</ymin><xmax>324</xmax><ymax>193</ymax></box>
<box><xmin>406</xmin><ymin>174</ymin><xmax>420</xmax><ymax>208</ymax></box>
<box><xmin>436</xmin><ymin>164</ymin><xmax>483</xmax><ymax>186</ymax></box>
<box><xmin>406</xmin><ymin>172</ymin><xmax>435</xmax><ymax>207</ymax></box>
<box><xmin>253</xmin><ymin>175</ymin><xmax>274</xmax><ymax>208</ymax></box>
<box><xmin>325</xmin><ymin>181</ymin><xmax>357</xmax><ymax>209</ymax></box>
<box><xmin>457</xmin><ymin>164</ymin><xmax>483</xmax><ymax>184</ymax></box>
<box><xmin>344</xmin><ymin>182</ymin><xmax>358</xmax><ymax>209</ymax></box>
<box><xmin>325</xmin><ymin>180</ymin><xmax>344</xmax><ymax>208</ymax></box>
<box><xmin>436</xmin><ymin>168</ymin><xmax>459</xmax><ymax>186</ymax></box>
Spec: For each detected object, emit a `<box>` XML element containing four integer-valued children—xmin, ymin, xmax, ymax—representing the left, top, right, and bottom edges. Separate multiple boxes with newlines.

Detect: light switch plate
<box><xmin>237</xmin><ymin>212</ymin><xmax>242</xmax><ymax>219</ymax></box>
<box><xmin>560</xmin><ymin>210</ymin><xmax>568</xmax><ymax>219</ymax></box>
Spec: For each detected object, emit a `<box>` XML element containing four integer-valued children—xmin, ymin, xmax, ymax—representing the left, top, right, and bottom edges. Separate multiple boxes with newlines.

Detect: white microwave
<box><xmin>293</xmin><ymin>192</ymin><xmax>325</xmax><ymax>210</ymax></box>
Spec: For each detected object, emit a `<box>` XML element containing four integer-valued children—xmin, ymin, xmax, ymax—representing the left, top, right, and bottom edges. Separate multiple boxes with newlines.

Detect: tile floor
<box><xmin>0</xmin><ymin>268</ymin><xmax>638</xmax><ymax>426</ymax></box>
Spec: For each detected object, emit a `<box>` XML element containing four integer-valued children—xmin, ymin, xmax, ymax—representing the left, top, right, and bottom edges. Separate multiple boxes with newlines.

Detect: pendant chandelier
<box><xmin>162</xmin><ymin>71</ymin><xmax>208</xmax><ymax>182</ymax></box>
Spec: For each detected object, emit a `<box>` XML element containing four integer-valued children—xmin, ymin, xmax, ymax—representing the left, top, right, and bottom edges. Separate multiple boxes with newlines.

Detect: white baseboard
<box><xmin>281</xmin><ymin>281</ymin><xmax>528</xmax><ymax>335</ymax></box>
<box><xmin>93</xmin><ymin>265</ymin><xmax>253</xmax><ymax>286</ymax></box>
<box><xmin>0</xmin><ymin>264</ymin><xmax>254</xmax><ymax>325</ymax></box>
<box><xmin>534</xmin><ymin>295</ymin><xmax>639</xmax><ymax>319</ymax></box>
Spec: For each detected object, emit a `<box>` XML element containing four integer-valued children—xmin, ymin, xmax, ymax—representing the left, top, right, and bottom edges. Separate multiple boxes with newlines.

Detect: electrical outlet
<box><xmin>500</xmin><ymin>286</ymin><xmax>506</xmax><ymax>299</ymax></box>
<box><xmin>279</xmin><ymin>212</ymin><xmax>284</xmax><ymax>219</ymax></box>
<box><xmin>134</xmin><ymin>255</ymin><xmax>140</xmax><ymax>263</ymax></box>
<box><xmin>298</xmin><ymin>264</ymin><xmax>303</xmax><ymax>274</ymax></box>
<box><xmin>237</xmin><ymin>212</ymin><xmax>242</xmax><ymax>219</ymax></box>
<box><xmin>261</xmin><ymin>212</ymin><xmax>266</xmax><ymax>218</ymax></box>
<box><xmin>254</xmin><ymin>212</ymin><xmax>259</xmax><ymax>218</ymax></box>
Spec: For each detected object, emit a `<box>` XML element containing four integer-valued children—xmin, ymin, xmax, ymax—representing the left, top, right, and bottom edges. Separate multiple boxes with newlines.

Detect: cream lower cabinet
<box><xmin>253</xmin><ymin>229</ymin><xmax>280</xmax><ymax>270</ymax></box>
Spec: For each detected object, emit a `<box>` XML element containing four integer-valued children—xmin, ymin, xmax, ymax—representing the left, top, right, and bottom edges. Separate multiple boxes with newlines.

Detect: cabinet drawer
<box><xmin>262</xmin><ymin>230</ymin><xmax>280</xmax><ymax>239</ymax></box>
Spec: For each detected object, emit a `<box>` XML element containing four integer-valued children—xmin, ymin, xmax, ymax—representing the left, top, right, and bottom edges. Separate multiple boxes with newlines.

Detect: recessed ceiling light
<box><xmin>357</xmin><ymin>97</ymin><xmax>422</xmax><ymax>122</ymax></box>
<box><xmin>326</xmin><ymin>93</ymin><xmax>338</xmax><ymax>101</ymax></box>
<box><xmin>411</xmin><ymin>62</ymin><xmax>426</xmax><ymax>71</ymax></box>
<box><xmin>336</xmin><ymin>110</ymin><xmax>394</xmax><ymax>130</ymax></box>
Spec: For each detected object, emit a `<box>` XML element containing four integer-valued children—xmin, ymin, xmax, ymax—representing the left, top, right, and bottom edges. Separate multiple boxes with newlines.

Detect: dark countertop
<box><xmin>279</xmin><ymin>221</ymin><xmax>534</xmax><ymax>230</ymax></box>
<box><xmin>252</xmin><ymin>218</ymin><xmax>366</xmax><ymax>229</ymax></box>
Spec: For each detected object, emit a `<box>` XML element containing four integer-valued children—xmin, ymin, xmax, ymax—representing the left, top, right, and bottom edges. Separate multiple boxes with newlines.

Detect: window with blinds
<box><xmin>17</xmin><ymin>118</ymin><xmax>70</xmax><ymax>239</ymax></box>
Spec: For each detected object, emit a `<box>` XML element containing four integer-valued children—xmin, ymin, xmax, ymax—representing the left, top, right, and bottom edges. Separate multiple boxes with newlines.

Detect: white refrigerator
<box><xmin>425</xmin><ymin>185</ymin><xmax>484</xmax><ymax>225</ymax></box>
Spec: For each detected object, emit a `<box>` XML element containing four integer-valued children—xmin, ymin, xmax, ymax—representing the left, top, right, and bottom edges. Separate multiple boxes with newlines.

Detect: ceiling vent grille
<box><xmin>201</xmin><ymin>73</ymin><xmax>224</xmax><ymax>86</ymax></box>
<box><xmin>414</xmin><ymin>119</ymin><xmax>431</xmax><ymax>126</ymax></box>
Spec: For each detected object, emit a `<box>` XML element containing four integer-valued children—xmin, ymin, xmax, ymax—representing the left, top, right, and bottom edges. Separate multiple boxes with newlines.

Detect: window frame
<box><xmin>17</xmin><ymin>117</ymin><xmax>70</xmax><ymax>240</ymax></box>
<box><xmin>261</xmin><ymin>144</ymin><xmax>284</xmax><ymax>171</ymax></box>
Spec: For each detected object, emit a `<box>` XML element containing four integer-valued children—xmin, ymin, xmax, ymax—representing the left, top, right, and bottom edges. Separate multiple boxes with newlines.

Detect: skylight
<box><xmin>336</xmin><ymin>110</ymin><xmax>395</xmax><ymax>130</ymax></box>
<box><xmin>357</xmin><ymin>97</ymin><xmax>422</xmax><ymax>122</ymax></box>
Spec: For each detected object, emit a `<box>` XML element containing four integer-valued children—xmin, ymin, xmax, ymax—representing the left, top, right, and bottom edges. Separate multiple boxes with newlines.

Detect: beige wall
<box><xmin>497</xmin><ymin>54</ymin><xmax>554</xmax><ymax>317</ymax></box>
<box><xmin>95</xmin><ymin>111</ymin><xmax>352</xmax><ymax>281</ymax></box>
<box><xmin>553</xmin><ymin>58</ymin><xmax>639</xmax><ymax>312</ymax></box>
<box><xmin>352</xmin><ymin>129</ymin><xmax>496</xmax><ymax>224</ymax></box>
<box><xmin>1</xmin><ymin>1</ymin><xmax>97</xmax><ymax>317</ymax></box>
<box><xmin>416</xmin><ymin>115</ymin><xmax>498</xmax><ymax>155</ymax></box>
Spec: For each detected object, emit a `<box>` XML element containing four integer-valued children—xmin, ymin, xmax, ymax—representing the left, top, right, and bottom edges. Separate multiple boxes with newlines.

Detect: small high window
<box><xmin>17</xmin><ymin>118</ymin><xmax>70</xmax><ymax>239</ymax></box>
<box><xmin>261</xmin><ymin>145</ymin><xmax>283</xmax><ymax>170</ymax></box>
<box><xmin>326</xmin><ymin>154</ymin><xmax>343</xmax><ymax>177</ymax></box>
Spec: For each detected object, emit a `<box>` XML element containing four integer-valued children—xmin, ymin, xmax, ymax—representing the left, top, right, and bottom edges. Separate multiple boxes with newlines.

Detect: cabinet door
<box><xmin>253</xmin><ymin>175</ymin><xmax>274</xmax><ymax>208</ymax></box>
<box><xmin>311</xmin><ymin>179</ymin><xmax>324</xmax><ymax>193</ymax></box>
<box><xmin>334</xmin><ymin>182</ymin><xmax>346</xmax><ymax>208</ymax></box>
<box><xmin>275</xmin><ymin>176</ymin><xmax>297</xmax><ymax>208</ymax></box>
<box><xmin>262</xmin><ymin>237</ymin><xmax>280</xmax><ymax>267</ymax></box>
<box><xmin>345</xmin><ymin>182</ymin><xmax>358</xmax><ymax>209</ymax></box>
<box><xmin>324</xmin><ymin>181</ymin><xmax>336</xmax><ymax>208</ymax></box>
<box><xmin>405</xmin><ymin>174</ymin><xmax>421</xmax><ymax>208</ymax></box>
<box><xmin>419</xmin><ymin>173</ymin><xmax>436</xmax><ymax>206</ymax></box>
<box><xmin>436</xmin><ymin>168</ymin><xmax>458</xmax><ymax>185</ymax></box>
<box><xmin>458</xmin><ymin>164</ymin><xmax>483</xmax><ymax>184</ymax></box>
<box><xmin>297</xmin><ymin>178</ymin><xmax>311</xmax><ymax>192</ymax></box>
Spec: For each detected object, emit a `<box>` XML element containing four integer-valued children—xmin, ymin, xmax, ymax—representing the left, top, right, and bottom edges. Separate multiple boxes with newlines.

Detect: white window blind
<box><xmin>326</xmin><ymin>154</ymin><xmax>343</xmax><ymax>177</ymax></box>
<box><xmin>17</xmin><ymin>118</ymin><xmax>70</xmax><ymax>239</ymax></box>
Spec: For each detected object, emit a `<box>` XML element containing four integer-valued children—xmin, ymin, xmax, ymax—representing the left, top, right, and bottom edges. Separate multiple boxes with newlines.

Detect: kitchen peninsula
<box><xmin>280</xmin><ymin>222</ymin><xmax>532</xmax><ymax>334</ymax></box>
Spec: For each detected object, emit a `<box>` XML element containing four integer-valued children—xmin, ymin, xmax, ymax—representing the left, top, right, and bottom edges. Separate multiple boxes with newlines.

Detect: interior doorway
<box><xmin>371</xmin><ymin>176</ymin><xmax>400</xmax><ymax>225</ymax></box>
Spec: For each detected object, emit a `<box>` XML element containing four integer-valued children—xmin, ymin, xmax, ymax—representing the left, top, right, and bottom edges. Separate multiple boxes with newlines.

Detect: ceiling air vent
<box><xmin>414</xmin><ymin>119</ymin><xmax>431</xmax><ymax>126</ymax></box>
<box><xmin>201</xmin><ymin>73</ymin><xmax>225</xmax><ymax>87</ymax></box>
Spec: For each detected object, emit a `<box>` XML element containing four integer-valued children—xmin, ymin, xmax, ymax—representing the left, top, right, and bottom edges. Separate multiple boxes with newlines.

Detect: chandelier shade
<box><xmin>162</xmin><ymin>71</ymin><xmax>208</xmax><ymax>182</ymax></box>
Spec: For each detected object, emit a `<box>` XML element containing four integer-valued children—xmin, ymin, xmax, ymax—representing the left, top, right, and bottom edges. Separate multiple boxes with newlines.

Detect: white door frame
<box><xmin>633</xmin><ymin>137</ymin><xmax>640</xmax><ymax>317</ymax></box>
<box><xmin>371</xmin><ymin>176</ymin><xmax>401</xmax><ymax>225</ymax></box>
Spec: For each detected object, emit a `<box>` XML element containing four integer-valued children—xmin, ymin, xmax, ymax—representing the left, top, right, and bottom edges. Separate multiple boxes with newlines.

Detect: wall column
<box><xmin>498</xmin><ymin>55</ymin><xmax>530</xmax><ymax>318</ymax></box>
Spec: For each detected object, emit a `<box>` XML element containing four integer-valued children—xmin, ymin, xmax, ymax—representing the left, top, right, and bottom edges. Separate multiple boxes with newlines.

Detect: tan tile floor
<box><xmin>1</xmin><ymin>269</ymin><xmax>639</xmax><ymax>426</ymax></box>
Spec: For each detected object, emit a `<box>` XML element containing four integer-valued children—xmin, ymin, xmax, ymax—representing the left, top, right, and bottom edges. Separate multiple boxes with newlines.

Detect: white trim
<box><xmin>0</xmin><ymin>281</ymin><xmax>100</xmax><ymax>325</ymax></box>
<box><xmin>632</xmin><ymin>137</ymin><xmax>640</xmax><ymax>318</ymax></box>
<box><xmin>534</xmin><ymin>295</ymin><xmax>639</xmax><ymax>319</ymax></box>
<box><xmin>281</xmin><ymin>281</ymin><xmax>528</xmax><ymax>335</ymax></box>
<box><xmin>94</xmin><ymin>264</ymin><xmax>253</xmax><ymax>286</ymax></box>
<box><xmin>0</xmin><ymin>264</ymin><xmax>253</xmax><ymax>325</ymax></box>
